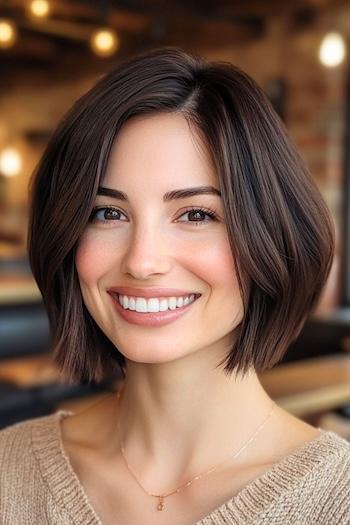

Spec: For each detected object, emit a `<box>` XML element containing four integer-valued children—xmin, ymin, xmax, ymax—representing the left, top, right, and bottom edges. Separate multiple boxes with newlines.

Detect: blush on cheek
<box><xmin>75</xmin><ymin>234</ymin><xmax>114</xmax><ymax>283</ymax></box>
<box><xmin>196</xmin><ymin>240</ymin><xmax>238</xmax><ymax>287</ymax></box>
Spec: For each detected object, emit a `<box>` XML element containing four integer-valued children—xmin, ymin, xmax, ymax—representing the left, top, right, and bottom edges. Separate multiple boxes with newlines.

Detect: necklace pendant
<box><xmin>157</xmin><ymin>495</ymin><xmax>165</xmax><ymax>511</ymax></box>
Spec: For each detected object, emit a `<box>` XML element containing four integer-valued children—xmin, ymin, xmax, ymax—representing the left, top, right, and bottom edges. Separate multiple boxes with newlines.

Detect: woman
<box><xmin>1</xmin><ymin>47</ymin><xmax>349</xmax><ymax>525</ymax></box>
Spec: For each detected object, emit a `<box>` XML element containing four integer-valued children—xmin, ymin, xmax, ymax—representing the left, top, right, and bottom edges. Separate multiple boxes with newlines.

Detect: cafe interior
<box><xmin>0</xmin><ymin>0</ymin><xmax>350</xmax><ymax>437</ymax></box>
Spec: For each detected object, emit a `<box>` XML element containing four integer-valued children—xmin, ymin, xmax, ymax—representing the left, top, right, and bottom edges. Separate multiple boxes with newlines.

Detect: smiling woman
<box><xmin>74</xmin><ymin>111</ymin><xmax>243</xmax><ymax>360</ymax></box>
<box><xmin>1</xmin><ymin>47</ymin><xmax>349</xmax><ymax>525</ymax></box>
<box><xmin>28</xmin><ymin>47</ymin><xmax>335</xmax><ymax>384</ymax></box>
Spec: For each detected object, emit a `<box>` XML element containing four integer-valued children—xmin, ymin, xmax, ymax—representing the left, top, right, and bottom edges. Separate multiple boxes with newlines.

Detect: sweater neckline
<box><xmin>31</xmin><ymin>409</ymin><xmax>347</xmax><ymax>525</ymax></box>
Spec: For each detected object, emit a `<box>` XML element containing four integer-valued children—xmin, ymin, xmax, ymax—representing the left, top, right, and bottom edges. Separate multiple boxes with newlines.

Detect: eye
<box><xmin>88</xmin><ymin>206</ymin><xmax>126</xmax><ymax>224</ymax></box>
<box><xmin>88</xmin><ymin>205</ymin><xmax>220</xmax><ymax>226</ymax></box>
<box><xmin>177</xmin><ymin>207</ymin><xmax>219</xmax><ymax>226</ymax></box>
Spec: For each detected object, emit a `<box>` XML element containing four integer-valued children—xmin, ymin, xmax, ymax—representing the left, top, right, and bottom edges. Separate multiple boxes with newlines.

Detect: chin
<box><xmin>113</xmin><ymin>341</ymin><xmax>196</xmax><ymax>366</ymax></box>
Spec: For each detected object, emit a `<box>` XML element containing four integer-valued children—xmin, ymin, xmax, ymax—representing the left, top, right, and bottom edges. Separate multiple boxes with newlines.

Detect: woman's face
<box><xmin>75</xmin><ymin>112</ymin><xmax>243</xmax><ymax>366</ymax></box>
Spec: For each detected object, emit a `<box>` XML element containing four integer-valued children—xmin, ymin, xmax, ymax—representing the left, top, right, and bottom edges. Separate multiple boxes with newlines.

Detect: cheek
<box><xmin>190</xmin><ymin>237</ymin><xmax>243</xmax><ymax>339</ymax></box>
<box><xmin>75</xmin><ymin>232</ymin><xmax>117</xmax><ymax>285</ymax></box>
<box><xmin>191</xmin><ymin>236</ymin><xmax>238</xmax><ymax>289</ymax></box>
<box><xmin>196</xmin><ymin>236</ymin><xmax>243</xmax><ymax>324</ymax></box>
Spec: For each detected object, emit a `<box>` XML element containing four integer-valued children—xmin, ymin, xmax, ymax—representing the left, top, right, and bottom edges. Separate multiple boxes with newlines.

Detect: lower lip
<box><xmin>110</xmin><ymin>294</ymin><xmax>200</xmax><ymax>327</ymax></box>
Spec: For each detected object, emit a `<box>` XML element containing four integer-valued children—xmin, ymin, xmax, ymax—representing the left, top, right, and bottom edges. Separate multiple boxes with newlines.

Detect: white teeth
<box><xmin>128</xmin><ymin>297</ymin><xmax>136</xmax><ymax>310</ymax></box>
<box><xmin>159</xmin><ymin>298</ymin><xmax>168</xmax><ymax>312</ymax></box>
<box><xmin>117</xmin><ymin>294</ymin><xmax>197</xmax><ymax>313</ymax></box>
<box><xmin>135</xmin><ymin>298</ymin><xmax>147</xmax><ymax>313</ymax></box>
<box><xmin>148</xmin><ymin>298</ymin><xmax>160</xmax><ymax>312</ymax></box>
<box><xmin>176</xmin><ymin>297</ymin><xmax>184</xmax><ymax>308</ymax></box>
<box><xmin>168</xmin><ymin>297</ymin><xmax>177</xmax><ymax>310</ymax></box>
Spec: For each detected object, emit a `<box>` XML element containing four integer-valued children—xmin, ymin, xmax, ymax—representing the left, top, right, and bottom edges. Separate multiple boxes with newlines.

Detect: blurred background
<box><xmin>1</xmin><ymin>0</ymin><xmax>350</xmax><ymax>436</ymax></box>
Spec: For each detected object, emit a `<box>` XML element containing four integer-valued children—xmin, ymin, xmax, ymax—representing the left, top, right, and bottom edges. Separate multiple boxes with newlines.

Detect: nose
<box><xmin>119</xmin><ymin>223</ymin><xmax>172</xmax><ymax>280</ymax></box>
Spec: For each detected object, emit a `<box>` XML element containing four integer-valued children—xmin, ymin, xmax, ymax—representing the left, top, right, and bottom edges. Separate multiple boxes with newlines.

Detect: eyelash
<box><xmin>88</xmin><ymin>206</ymin><xmax>219</xmax><ymax>227</ymax></box>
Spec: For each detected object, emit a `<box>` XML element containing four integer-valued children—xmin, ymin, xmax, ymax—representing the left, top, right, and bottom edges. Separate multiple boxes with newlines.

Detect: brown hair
<box><xmin>27</xmin><ymin>46</ymin><xmax>335</xmax><ymax>384</ymax></box>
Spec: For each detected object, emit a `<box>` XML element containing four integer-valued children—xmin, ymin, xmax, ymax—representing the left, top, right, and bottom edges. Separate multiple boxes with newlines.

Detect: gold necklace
<box><xmin>115</xmin><ymin>386</ymin><xmax>275</xmax><ymax>511</ymax></box>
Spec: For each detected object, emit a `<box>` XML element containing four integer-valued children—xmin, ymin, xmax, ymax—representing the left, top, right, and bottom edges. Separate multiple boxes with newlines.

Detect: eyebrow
<box><xmin>97</xmin><ymin>185</ymin><xmax>222</xmax><ymax>202</ymax></box>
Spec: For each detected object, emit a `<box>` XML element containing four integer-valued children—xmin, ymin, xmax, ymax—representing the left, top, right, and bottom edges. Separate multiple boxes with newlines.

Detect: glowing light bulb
<box><xmin>319</xmin><ymin>32</ymin><xmax>346</xmax><ymax>67</ymax></box>
<box><xmin>90</xmin><ymin>28</ymin><xmax>119</xmax><ymax>57</ymax></box>
<box><xmin>0</xmin><ymin>148</ymin><xmax>22</xmax><ymax>177</ymax></box>
<box><xmin>0</xmin><ymin>19</ymin><xmax>17</xmax><ymax>48</ymax></box>
<box><xmin>29</xmin><ymin>0</ymin><xmax>50</xmax><ymax>18</ymax></box>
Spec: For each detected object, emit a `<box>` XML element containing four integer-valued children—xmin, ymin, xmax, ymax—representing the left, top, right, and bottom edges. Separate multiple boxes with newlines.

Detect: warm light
<box><xmin>29</xmin><ymin>0</ymin><xmax>50</xmax><ymax>18</ymax></box>
<box><xmin>0</xmin><ymin>19</ymin><xmax>17</xmax><ymax>48</ymax></box>
<box><xmin>319</xmin><ymin>32</ymin><xmax>346</xmax><ymax>67</ymax></box>
<box><xmin>0</xmin><ymin>148</ymin><xmax>22</xmax><ymax>177</ymax></box>
<box><xmin>90</xmin><ymin>28</ymin><xmax>119</xmax><ymax>57</ymax></box>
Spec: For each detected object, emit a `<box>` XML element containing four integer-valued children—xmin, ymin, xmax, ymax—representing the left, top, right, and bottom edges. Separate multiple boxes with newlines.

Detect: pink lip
<box><xmin>107</xmin><ymin>286</ymin><xmax>201</xmax><ymax>298</ymax></box>
<box><xmin>110</xmin><ymin>293</ymin><xmax>200</xmax><ymax>327</ymax></box>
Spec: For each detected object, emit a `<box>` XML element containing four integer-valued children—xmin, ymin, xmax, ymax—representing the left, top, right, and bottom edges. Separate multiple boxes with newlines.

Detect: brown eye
<box><xmin>178</xmin><ymin>207</ymin><xmax>219</xmax><ymax>225</ymax></box>
<box><xmin>187</xmin><ymin>210</ymin><xmax>208</xmax><ymax>221</ymax></box>
<box><xmin>89</xmin><ymin>207</ymin><xmax>125</xmax><ymax>224</ymax></box>
<box><xmin>103</xmin><ymin>209</ymin><xmax>120</xmax><ymax>220</ymax></box>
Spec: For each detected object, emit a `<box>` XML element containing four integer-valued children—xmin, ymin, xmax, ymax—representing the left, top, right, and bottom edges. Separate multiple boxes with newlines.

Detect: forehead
<box><xmin>102</xmin><ymin>112</ymin><xmax>218</xmax><ymax>192</ymax></box>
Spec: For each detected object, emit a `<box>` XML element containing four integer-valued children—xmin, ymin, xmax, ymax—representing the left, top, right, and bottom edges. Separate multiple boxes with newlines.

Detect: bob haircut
<box><xmin>28</xmin><ymin>46</ymin><xmax>334</xmax><ymax>385</ymax></box>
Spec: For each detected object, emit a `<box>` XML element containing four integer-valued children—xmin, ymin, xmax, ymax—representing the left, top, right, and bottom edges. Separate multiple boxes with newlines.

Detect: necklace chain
<box><xmin>115</xmin><ymin>385</ymin><xmax>275</xmax><ymax>511</ymax></box>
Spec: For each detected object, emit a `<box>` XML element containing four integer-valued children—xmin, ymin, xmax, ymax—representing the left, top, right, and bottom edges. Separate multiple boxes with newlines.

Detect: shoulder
<box><xmin>254</xmin><ymin>429</ymin><xmax>350</xmax><ymax>525</ymax></box>
<box><xmin>0</xmin><ymin>411</ymin><xmax>76</xmax><ymax>523</ymax></box>
<box><xmin>0</xmin><ymin>411</ymin><xmax>70</xmax><ymax>483</ymax></box>
<box><xmin>0</xmin><ymin>411</ymin><xmax>57</xmax><ymax>453</ymax></box>
<box><xmin>0</xmin><ymin>415</ymin><xmax>40</xmax><ymax>466</ymax></box>
<box><xmin>312</xmin><ymin>429</ymin><xmax>350</xmax><ymax>478</ymax></box>
<box><xmin>313</xmin><ymin>431</ymin><xmax>350</xmax><ymax>522</ymax></box>
<box><xmin>280</xmin><ymin>430</ymin><xmax>350</xmax><ymax>523</ymax></box>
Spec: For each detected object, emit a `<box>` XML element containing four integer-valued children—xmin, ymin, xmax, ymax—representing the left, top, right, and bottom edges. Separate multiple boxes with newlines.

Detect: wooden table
<box><xmin>1</xmin><ymin>352</ymin><xmax>349</xmax><ymax>418</ymax></box>
<box><xmin>259</xmin><ymin>353</ymin><xmax>350</xmax><ymax>416</ymax></box>
<box><xmin>0</xmin><ymin>275</ymin><xmax>41</xmax><ymax>304</ymax></box>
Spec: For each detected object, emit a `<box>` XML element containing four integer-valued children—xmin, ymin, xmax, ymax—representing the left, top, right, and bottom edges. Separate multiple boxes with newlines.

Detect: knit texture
<box><xmin>0</xmin><ymin>410</ymin><xmax>349</xmax><ymax>524</ymax></box>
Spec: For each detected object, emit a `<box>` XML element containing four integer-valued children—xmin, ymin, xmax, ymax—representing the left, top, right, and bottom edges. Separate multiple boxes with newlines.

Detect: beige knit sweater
<box><xmin>0</xmin><ymin>410</ymin><xmax>350</xmax><ymax>524</ymax></box>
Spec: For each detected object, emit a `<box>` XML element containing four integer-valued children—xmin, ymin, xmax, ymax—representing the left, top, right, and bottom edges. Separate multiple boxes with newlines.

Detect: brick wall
<box><xmin>1</xmin><ymin>7</ymin><xmax>348</xmax><ymax>311</ymax></box>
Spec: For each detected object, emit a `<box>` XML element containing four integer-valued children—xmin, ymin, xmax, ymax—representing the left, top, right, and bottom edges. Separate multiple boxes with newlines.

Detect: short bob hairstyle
<box><xmin>28</xmin><ymin>46</ymin><xmax>334</xmax><ymax>385</ymax></box>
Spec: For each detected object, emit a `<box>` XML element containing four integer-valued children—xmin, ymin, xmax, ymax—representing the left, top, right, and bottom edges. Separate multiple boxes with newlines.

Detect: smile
<box><xmin>114</xmin><ymin>293</ymin><xmax>200</xmax><ymax>313</ymax></box>
<box><xmin>109</xmin><ymin>292</ymin><xmax>201</xmax><ymax>327</ymax></box>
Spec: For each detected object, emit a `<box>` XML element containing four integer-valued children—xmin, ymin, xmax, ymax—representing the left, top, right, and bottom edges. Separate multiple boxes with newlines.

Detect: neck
<box><xmin>113</xmin><ymin>359</ymin><xmax>274</xmax><ymax>491</ymax></box>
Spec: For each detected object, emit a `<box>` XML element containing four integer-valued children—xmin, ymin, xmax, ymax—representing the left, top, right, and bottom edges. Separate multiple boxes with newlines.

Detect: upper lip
<box><xmin>107</xmin><ymin>287</ymin><xmax>202</xmax><ymax>298</ymax></box>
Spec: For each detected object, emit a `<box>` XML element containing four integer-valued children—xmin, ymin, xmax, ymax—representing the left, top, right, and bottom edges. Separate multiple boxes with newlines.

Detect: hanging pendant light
<box><xmin>0</xmin><ymin>147</ymin><xmax>22</xmax><ymax>177</ymax></box>
<box><xmin>0</xmin><ymin>18</ymin><xmax>17</xmax><ymax>49</ymax></box>
<box><xmin>28</xmin><ymin>0</ymin><xmax>51</xmax><ymax>19</ymax></box>
<box><xmin>90</xmin><ymin>27</ymin><xmax>119</xmax><ymax>57</ymax></box>
<box><xmin>319</xmin><ymin>31</ymin><xmax>346</xmax><ymax>67</ymax></box>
